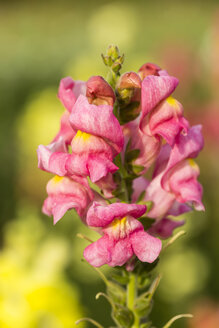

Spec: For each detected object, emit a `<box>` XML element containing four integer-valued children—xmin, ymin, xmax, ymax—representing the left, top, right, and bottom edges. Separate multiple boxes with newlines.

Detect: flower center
<box><xmin>104</xmin><ymin>216</ymin><xmax>133</xmax><ymax>240</ymax></box>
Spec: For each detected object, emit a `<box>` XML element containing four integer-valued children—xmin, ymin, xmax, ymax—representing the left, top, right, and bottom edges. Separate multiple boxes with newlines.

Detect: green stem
<box><xmin>127</xmin><ymin>273</ymin><xmax>140</xmax><ymax>328</ymax></box>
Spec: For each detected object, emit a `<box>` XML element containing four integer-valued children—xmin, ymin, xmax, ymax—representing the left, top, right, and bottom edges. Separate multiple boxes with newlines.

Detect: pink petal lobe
<box><xmin>83</xmin><ymin>235</ymin><xmax>113</xmax><ymax>267</ymax></box>
<box><xmin>148</xmin><ymin>218</ymin><xmax>184</xmax><ymax>239</ymax></box>
<box><xmin>130</xmin><ymin>230</ymin><xmax>162</xmax><ymax>263</ymax></box>
<box><xmin>140</xmin><ymin>75</ymin><xmax>179</xmax><ymax>131</ymax></box>
<box><xmin>69</xmin><ymin>95</ymin><xmax>124</xmax><ymax>154</ymax></box>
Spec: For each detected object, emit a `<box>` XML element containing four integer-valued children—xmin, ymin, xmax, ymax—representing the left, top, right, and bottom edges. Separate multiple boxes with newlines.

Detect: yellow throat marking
<box><xmin>52</xmin><ymin>175</ymin><xmax>64</xmax><ymax>184</ymax></box>
<box><xmin>75</xmin><ymin>130</ymin><xmax>92</xmax><ymax>142</ymax></box>
<box><xmin>166</xmin><ymin>96</ymin><xmax>178</xmax><ymax>108</ymax></box>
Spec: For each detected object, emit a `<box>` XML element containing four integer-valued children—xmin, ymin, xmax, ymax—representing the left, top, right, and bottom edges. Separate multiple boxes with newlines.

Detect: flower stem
<box><xmin>127</xmin><ymin>273</ymin><xmax>140</xmax><ymax>328</ymax></box>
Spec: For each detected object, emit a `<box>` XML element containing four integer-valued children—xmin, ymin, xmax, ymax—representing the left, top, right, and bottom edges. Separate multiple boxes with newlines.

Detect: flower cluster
<box><xmin>37</xmin><ymin>47</ymin><xmax>204</xmax><ymax>270</ymax></box>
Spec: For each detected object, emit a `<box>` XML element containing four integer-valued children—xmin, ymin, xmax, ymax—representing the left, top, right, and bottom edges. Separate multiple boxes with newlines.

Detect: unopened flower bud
<box><xmin>107</xmin><ymin>45</ymin><xmax>120</xmax><ymax>61</ymax></box>
<box><xmin>86</xmin><ymin>76</ymin><xmax>115</xmax><ymax>106</ymax></box>
<box><xmin>118</xmin><ymin>72</ymin><xmax>141</xmax><ymax>90</ymax></box>
<box><xmin>116</xmin><ymin>72</ymin><xmax>141</xmax><ymax>106</ymax></box>
<box><xmin>138</xmin><ymin>62</ymin><xmax>161</xmax><ymax>80</ymax></box>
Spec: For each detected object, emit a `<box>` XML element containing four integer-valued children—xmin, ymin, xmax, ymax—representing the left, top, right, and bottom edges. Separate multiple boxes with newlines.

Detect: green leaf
<box><xmin>132</xmin><ymin>164</ymin><xmax>144</xmax><ymax>174</ymax></box>
<box><xmin>139</xmin><ymin>217</ymin><xmax>155</xmax><ymax>230</ymax></box>
<box><xmin>125</xmin><ymin>149</ymin><xmax>140</xmax><ymax>163</ymax></box>
<box><xmin>137</xmin><ymin>190</ymin><xmax>146</xmax><ymax>203</ymax></box>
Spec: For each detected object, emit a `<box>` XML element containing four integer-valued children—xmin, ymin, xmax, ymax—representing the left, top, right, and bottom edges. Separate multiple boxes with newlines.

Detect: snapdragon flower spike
<box><xmin>84</xmin><ymin>202</ymin><xmax>162</xmax><ymax>267</ymax></box>
<box><xmin>43</xmin><ymin>174</ymin><xmax>94</xmax><ymax>224</ymax></box>
<box><xmin>140</xmin><ymin>75</ymin><xmax>189</xmax><ymax>146</ymax></box>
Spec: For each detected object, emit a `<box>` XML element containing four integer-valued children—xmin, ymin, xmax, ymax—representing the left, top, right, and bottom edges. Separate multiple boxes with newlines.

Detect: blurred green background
<box><xmin>1</xmin><ymin>0</ymin><xmax>219</xmax><ymax>327</ymax></box>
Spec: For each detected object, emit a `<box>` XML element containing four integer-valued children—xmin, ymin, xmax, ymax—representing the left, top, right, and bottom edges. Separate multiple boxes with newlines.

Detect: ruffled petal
<box><xmin>130</xmin><ymin>230</ymin><xmax>162</xmax><ymax>263</ymax></box>
<box><xmin>86</xmin><ymin>202</ymin><xmax>146</xmax><ymax>227</ymax></box>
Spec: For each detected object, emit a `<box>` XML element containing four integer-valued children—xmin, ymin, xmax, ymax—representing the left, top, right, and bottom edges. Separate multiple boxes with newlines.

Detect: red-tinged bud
<box><xmin>138</xmin><ymin>62</ymin><xmax>161</xmax><ymax>80</ymax></box>
<box><xmin>118</xmin><ymin>72</ymin><xmax>142</xmax><ymax>90</ymax></box>
<box><xmin>86</xmin><ymin>76</ymin><xmax>115</xmax><ymax>106</ymax></box>
<box><xmin>116</xmin><ymin>72</ymin><xmax>141</xmax><ymax>111</ymax></box>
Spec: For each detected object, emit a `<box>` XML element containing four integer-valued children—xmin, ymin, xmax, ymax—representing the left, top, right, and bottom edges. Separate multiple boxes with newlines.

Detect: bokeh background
<box><xmin>1</xmin><ymin>0</ymin><xmax>219</xmax><ymax>327</ymax></box>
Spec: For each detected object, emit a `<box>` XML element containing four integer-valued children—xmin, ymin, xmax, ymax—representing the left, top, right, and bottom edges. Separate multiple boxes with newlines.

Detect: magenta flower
<box><xmin>43</xmin><ymin>174</ymin><xmax>94</xmax><ymax>224</ymax></box>
<box><xmin>140</xmin><ymin>75</ymin><xmax>189</xmax><ymax>146</ymax></box>
<box><xmin>83</xmin><ymin>202</ymin><xmax>162</xmax><ymax>267</ymax></box>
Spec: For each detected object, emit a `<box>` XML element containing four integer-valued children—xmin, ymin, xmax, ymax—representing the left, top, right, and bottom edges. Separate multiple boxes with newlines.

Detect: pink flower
<box><xmin>37</xmin><ymin>95</ymin><xmax>124</xmax><ymax>182</ymax></box>
<box><xmin>133</xmin><ymin>125</ymin><xmax>204</xmax><ymax>220</ymax></box>
<box><xmin>84</xmin><ymin>202</ymin><xmax>162</xmax><ymax>267</ymax></box>
<box><xmin>140</xmin><ymin>75</ymin><xmax>189</xmax><ymax>146</ymax></box>
<box><xmin>43</xmin><ymin>175</ymin><xmax>94</xmax><ymax>224</ymax></box>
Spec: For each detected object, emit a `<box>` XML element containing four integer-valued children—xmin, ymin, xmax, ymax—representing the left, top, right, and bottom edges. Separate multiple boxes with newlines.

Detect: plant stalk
<box><xmin>127</xmin><ymin>273</ymin><xmax>140</xmax><ymax>328</ymax></box>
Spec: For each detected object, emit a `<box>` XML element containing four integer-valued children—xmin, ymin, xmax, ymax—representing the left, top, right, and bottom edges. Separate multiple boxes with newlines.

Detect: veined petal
<box><xmin>69</xmin><ymin>95</ymin><xmax>124</xmax><ymax>154</ymax></box>
<box><xmin>161</xmin><ymin>125</ymin><xmax>204</xmax><ymax>188</ymax></box>
<box><xmin>140</xmin><ymin>75</ymin><xmax>179</xmax><ymax>131</ymax></box>
<box><xmin>130</xmin><ymin>230</ymin><xmax>162</xmax><ymax>263</ymax></box>
<box><xmin>83</xmin><ymin>235</ymin><xmax>113</xmax><ymax>267</ymax></box>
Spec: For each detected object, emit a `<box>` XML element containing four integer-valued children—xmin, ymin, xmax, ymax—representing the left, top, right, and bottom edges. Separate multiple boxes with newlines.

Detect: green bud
<box><xmin>134</xmin><ymin>297</ymin><xmax>152</xmax><ymax>317</ymax></box>
<box><xmin>111</xmin><ymin>61</ymin><xmax>122</xmax><ymax>73</ymax></box>
<box><xmin>101</xmin><ymin>54</ymin><xmax>113</xmax><ymax>67</ymax></box>
<box><xmin>107</xmin><ymin>281</ymin><xmax>126</xmax><ymax>305</ymax></box>
<box><xmin>112</xmin><ymin>304</ymin><xmax>134</xmax><ymax>328</ymax></box>
<box><xmin>107</xmin><ymin>45</ymin><xmax>120</xmax><ymax>61</ymax></box>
